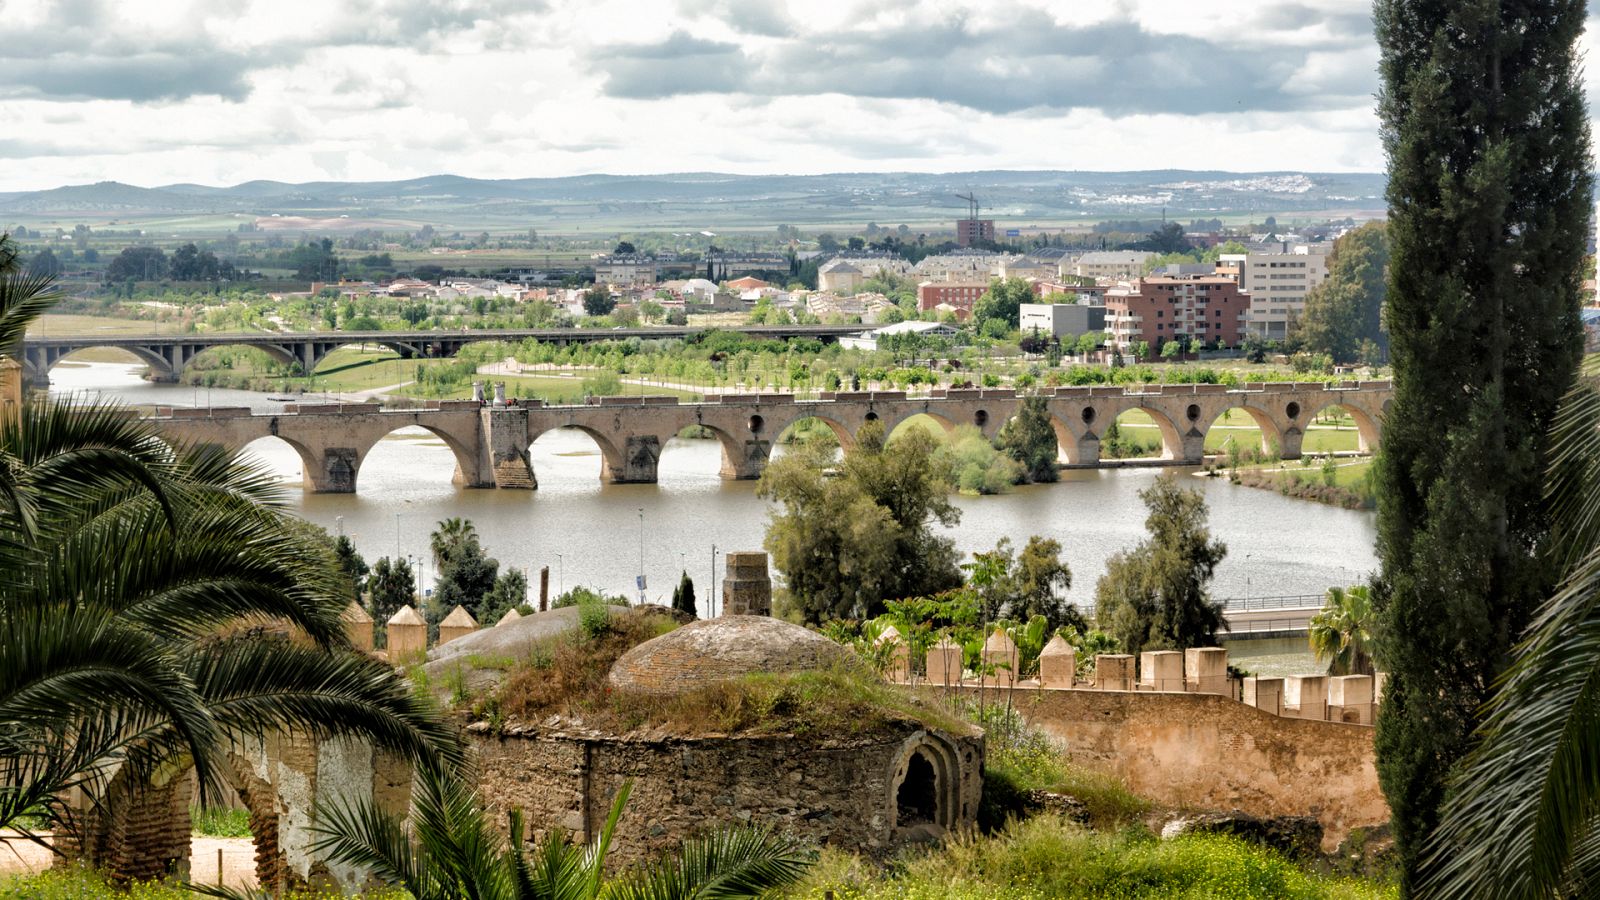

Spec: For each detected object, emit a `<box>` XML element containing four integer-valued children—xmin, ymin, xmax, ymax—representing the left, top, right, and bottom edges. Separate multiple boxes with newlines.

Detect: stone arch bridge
<box><xmin>149</xmin><ymin>381</ymin><xmax>1391</xmax><ymax>493</ymax></box>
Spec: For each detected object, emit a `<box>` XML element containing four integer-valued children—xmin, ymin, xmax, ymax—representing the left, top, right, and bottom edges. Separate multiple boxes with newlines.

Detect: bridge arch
<box><xmin>883</xmin><ymin>411</ymin><xmax>958</xmax><ymax>444</ymax></box>
<box><xmin>353</xmin><ymin>423</ymin><xmax>483</xmax><ymax>491</ymax></box>
<box><xmin>1104</xmin><ymin>404</ymin><xmax>1184</xmax><ymax>461</ymax></box>
<box><xmin>1303</xmin><ymin>400</ymin><xmax>1382</xmax><ymax>454</ymax></box>
<box><xmin>45</xmin><ymin>344</ymin><xmax>180</xmax><ymax>381</ymax></box>
<box><xmin>239</xmin><ymin>434</ymin><xmax>322</xmax><ymax>488</ymax></box>
<box><xmin>772</xmin><ymin>412</ymin><xmax>857</xmax><ymax>452</ymax></box>
<box><xmin>529</xmin><ymin>424</ymin><xmax>628</xmax><ymax>485</ymax></box>
<box><xmin>1200</xmin><ymin>403</ymin><xmax>1283</xmax><ymax>461</ymax></box>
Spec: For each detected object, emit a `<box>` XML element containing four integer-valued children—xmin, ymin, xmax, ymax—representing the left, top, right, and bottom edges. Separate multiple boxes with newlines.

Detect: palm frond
<box><xmin>188</xmin><ymin>635</ymin><xmax>465</xmax><ymax>770</ymax></box>
<box><xmin>0</xmin><ymin>263</ymin><xmax>61</xmax><ymax>359</ymax></box>
<box><xmin>601</xmin><ymin>826</ymin><xmax>812</xmax><ymax>900</ymax></box>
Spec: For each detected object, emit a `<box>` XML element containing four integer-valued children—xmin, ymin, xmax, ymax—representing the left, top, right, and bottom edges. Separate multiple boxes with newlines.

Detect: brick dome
<box><xmin>608</xmin><ymin>616</ymin><xmax>853</xmax><ymax>695</ymax></box>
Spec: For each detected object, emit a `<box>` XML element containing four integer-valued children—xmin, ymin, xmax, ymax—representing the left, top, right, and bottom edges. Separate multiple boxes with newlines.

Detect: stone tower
<box><xmin>721</xmin><ymin>551</ymin><xmax>772</xmax><ymax>616</ymax></box>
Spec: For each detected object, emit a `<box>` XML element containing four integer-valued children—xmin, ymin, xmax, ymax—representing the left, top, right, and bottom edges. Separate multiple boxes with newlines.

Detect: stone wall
<box><xmin>1002</xmin><ymin>687</ymin><xmax>1385</xmax><ymax>849</ymax></box>
<box><xmin>470</xmin><ymin>723</ymin><xmax>983</xmax><ymax>863</ymax></box>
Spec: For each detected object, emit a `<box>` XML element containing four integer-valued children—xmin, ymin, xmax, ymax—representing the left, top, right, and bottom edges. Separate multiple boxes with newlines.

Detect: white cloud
<box><xmin>4</xmin><ymin>0</ymin><xmax>1540</xmax><ymax>191</ymax></box>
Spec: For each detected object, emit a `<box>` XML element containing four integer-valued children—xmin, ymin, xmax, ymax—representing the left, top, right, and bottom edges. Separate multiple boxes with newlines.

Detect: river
<box><xmin>49</xmin><ymin>361</ymin><xmax>1379</xmax><ymax>616</ymax></box>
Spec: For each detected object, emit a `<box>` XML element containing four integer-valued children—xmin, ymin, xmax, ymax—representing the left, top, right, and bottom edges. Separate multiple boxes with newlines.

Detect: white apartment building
<box><xmin>1217</xmin><ymin>244</ymin><xmax>1330</xmax><ymax>340</ymax></box>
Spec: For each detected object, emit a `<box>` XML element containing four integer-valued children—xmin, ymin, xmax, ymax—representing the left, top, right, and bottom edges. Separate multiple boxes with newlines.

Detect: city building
<box><xmin>725</xmin><ymin>276</ymin><xmax>771</xmax><ymax>291</ymax></box>
<box><xmin>996</xmin><ymin>255</ymin><xmax>1056</xmax><ymax>280</ymax></box>
<box><xmin>955</xmin><ymin>217</ymin><xmax>995</xmax><ymax>247</ymax></box>
<box><xmin>817</xmin><ymin>260</ymin><xmax>864</xmax><ymax>294</ymax></box>
<box><xmin>909</xmin><ymin>250</ymin><xmax>1000</xmax><ymax>282</ymax></box>
<box><xmin>1103</xmin><ymin>276</ymin><xmax>1252</xmax><ymax>351</ymax></box>
<box><xmin>916</xmin><ymin>281</ymin><xmax>989</xmax><ymax>320</ymax></box>
<box><xmin>1019</xmin><ymin>302</ymin><xmax>1108</xmax><ymax>339</ymax></box>
<box><xmin>1218</xmin><ymin>244</ymin><xmax>1330</xmax><ymax>340</ymax></box>
<box><xmin>1071</xmin><ymin>251</ymin><xmax>1156</xmax><ymax>281</ymax></box>
<box><xmin>593</xmin><ymin>255</ymin><xmax>658</xmax><ymax>286</ymax></box>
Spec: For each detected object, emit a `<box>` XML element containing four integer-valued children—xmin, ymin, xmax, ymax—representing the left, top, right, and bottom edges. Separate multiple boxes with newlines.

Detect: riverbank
<box><xmin>1216</xmin><ymin>458</ymin><xmax>1376</xmax><ymax>510</ymax></box>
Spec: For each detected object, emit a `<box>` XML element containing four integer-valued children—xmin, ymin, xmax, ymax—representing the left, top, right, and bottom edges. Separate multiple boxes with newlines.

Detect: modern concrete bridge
<box><xmin>19</xmin><ymin>324</ymin><xmax>861</xmax><ymax>384</ymax></box>
<box><xmin>148</xmin><ymin>381</ymin><xmax>1392</xmax><ymax>493</ymax></box>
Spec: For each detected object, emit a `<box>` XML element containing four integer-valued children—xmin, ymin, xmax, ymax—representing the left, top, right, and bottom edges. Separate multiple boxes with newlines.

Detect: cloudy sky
<box><xmin>1</xmin><ymin>0</ymin><xmax>1594</xmax><ymax>191</ymax></box>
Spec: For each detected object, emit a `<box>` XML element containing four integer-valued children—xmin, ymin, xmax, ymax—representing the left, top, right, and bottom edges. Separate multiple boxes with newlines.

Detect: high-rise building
<box><xmin>1103</xmin><ymin>276</ymin><xmax>1252</xmax><ymax>351</ymax></box>
<box><xmin>955</xmin><ymin>218</ymin><xmax>995</xmax><ymax>247</ymax></box>
<box><xmin>1217</xmin><ymin>244</ymin><xmax>1329</xmax><ymax>340</ymax></box>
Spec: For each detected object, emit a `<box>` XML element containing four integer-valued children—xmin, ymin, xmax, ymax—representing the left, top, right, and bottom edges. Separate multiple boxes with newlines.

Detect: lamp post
<box><xmin>637</xmin><ymin>508</ymin><xmax>645</xmax><ymax>605</ymax></box>
<box><xmin>556</xmin><ymin>553</ymin><xmax>564</xmax><ymax>597</ymax></box>
<box><xmin>1245</xmin><ymin>552</ymin><xmax>1253</xmax><ymax>607</ymax></box>
<box><xmin>711</xmin><ymin>544</ymin><xmax>721</xmax><ymax>618</ymax></box>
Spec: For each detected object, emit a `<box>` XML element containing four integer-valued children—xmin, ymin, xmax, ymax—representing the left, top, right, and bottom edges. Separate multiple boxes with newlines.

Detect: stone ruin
<box><xmin>720</xmin><ymin>551</ymin><xmax>772</xmax><ymax>616</ymax></box>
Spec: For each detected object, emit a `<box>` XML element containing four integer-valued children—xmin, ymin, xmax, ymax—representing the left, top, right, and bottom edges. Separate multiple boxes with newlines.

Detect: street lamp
<box><xmin>556</xmin><ymin>552</ymin><xmax>564</xmax><ymax>598</ymax></box>
<box><xmin>1244</xmin><ymin>553</ymin><xmax>1253</xmax><ymax>606</ymax></box>
<box><xmin>637</xmin><ymin>507</ymin><xmax>646</xmax><ymax>605</ymax></box>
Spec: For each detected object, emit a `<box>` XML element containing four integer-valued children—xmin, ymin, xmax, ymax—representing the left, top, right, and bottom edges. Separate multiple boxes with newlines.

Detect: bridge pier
<box><xmin>607</xmin><ymin>434</ymin><xmax>662</xmax><ymax>484</ymax></box>
<box><xmin>1075</xmin><ymin>434</ymin><xmax>1101</xmax><ymax>465</ymax></box>
<box><xmin>482</xmin><ymin>407</ymin><xmax>535</xmax><ymax>489</ymax></box>
<box><xmin>306</xmin><ymin>447</ymin><xmax>359</xmax><ymax>493</ymax></box>
<box><xmin>1279</xmin><ymin>429</ymin><xmax>1304</xmax><ymax>461</ymax></box>
<box><xmin>719</xmin><ymin>438</ymin><xmax>772</xmax><ymax>480</ymax></box>
<box><xmin>1181</xmin><ymin>429</ymin><xmax>1208</xmax><ymax>464</ymax></box>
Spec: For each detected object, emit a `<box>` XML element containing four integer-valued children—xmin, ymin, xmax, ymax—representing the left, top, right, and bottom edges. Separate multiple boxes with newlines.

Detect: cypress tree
<box><xmin>1372</xmin><ymin>1</ymin><xmax>1591</xmax><ymax>890</ymax></box>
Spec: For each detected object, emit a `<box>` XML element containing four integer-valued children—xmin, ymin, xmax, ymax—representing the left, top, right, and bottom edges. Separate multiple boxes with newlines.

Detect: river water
<box><xmin>49</xmin><ymin>361</ymin><xmax>1379</xmax><ymax>613</ymax></box>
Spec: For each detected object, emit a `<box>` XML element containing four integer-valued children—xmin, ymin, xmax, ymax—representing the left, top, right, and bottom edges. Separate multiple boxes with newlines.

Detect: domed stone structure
<box><xmin>608</xmin><ymin>615</ymin><xmax>853</xmax><ymax>694</ymax></box>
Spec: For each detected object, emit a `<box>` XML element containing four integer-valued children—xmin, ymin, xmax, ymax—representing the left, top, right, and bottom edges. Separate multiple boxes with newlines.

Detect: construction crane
<box><xmin>954</xmin><ymin>191</ymin><xmax>981</xmax><ymax>220</ymax></box>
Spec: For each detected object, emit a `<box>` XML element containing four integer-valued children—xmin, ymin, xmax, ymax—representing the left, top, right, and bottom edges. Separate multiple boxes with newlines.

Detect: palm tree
<box><xmin>432</xmin><ymin>516</ymin><xmax>479</xmax><ymax>569</ymax></box>
<box><xmin>0</xmin><ymin>241</ymin><xmax>462</xmax><ymax>839</ymax></box>
<box><xmin>1421</xmin><ymin>376</ymin><xmax>1600</xmax><ymax>896</ymax></box>
<box><xmin>1307</xmin><ymin>585</ymin><xmax>1375</xmax><ymax>676</ymax></box>
<box><xmin>311</xmin><ymin>762</ymin><xmax>811</xmax><ymax>900</ymax></box>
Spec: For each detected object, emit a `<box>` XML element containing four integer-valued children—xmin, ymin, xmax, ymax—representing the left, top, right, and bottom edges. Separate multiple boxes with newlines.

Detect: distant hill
<box><xmin>0</xmin><ymin>170</ymin><xmax>1389</xmax><ymax>225</ymax></box>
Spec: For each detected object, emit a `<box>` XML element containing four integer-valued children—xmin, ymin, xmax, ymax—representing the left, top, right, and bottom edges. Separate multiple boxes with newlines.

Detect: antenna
<box><xmin>955</xmin><ymin>191</ymin><xmax>980</xmax><ymax>220</ymax></box>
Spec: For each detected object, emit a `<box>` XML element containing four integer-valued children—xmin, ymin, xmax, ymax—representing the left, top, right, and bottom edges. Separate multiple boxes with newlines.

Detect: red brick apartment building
<box><xmin>1104</xmin><ymin>276</ymin><xmax>1251</xmax><ymax>350</ymax></box>
<box><xmin>916</xmin><ymin>281</ymin><xmax>989</xmax><ymax>320</ymax></box>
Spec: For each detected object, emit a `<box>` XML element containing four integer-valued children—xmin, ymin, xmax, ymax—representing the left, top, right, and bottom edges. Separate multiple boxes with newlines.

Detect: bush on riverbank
<box><xmin>1229</xmin><ymin>461</ymin><xmax>1376</xmax><ymax>510</ymax></box>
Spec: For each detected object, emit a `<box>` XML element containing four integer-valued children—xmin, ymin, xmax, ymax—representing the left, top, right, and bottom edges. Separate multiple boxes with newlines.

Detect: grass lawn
<box><xmin>29</xmin><ymin>314</ymin><xmax>161</xmax><ymax>336</ymax></box>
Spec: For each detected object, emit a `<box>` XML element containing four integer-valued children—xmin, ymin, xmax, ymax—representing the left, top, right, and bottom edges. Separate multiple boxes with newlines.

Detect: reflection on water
<box><xmin>51</xmin><ymin>361</ymin><xmax>1381</xmax><ymax>606</ymax></box>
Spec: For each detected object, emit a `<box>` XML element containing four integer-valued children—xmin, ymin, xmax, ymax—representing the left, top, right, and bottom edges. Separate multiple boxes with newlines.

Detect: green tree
<box><xmin>315</xmin><ymin>764</ymin><xmax>809</xmax><ymax>900</ymax></box>
<box><xmin>1307</xmin><ymin>585</ymin><xmax>1375</xmax><ymax>676</ymax></box>
<box><xmin>583</xmin><ymin>285</ymin><xmax>616</xmax><ymax>317</ymax></box>
<box><xmin>671</xmin><ymin>570</ymin><xmax>698</xmax><ymax>619</ymax></box>
<box><xmin>27</xmin><ymin>248</ymin><xmax>60</xmax><ymax>278</ymax></box>
<box><xmin>1297</xmin><ymin>224</ymin><xmax>1389</xmax><ymax>363</ymax></box>
<box><xmin>368</xmin><ymin>556</ymin><xmax>417</xmax><ymax>622</ymax></box>
<box><xmin>1372</xmin><ymin>0</ymin><xmax>1592</xmax><ymax>888</ymax></box>
<box><xmin>996</xmin><ymin>393</ymin><xmax>1060</xmax><ymax>483</ymax></box>
<box><xmin>1093</xmin><ymin>475</ymin><xmax>1226</xmax><ymax>661</ymax></box>
<box><xmin>971</xmin><ymin>277</ymin><xmax>1033</xmax><ymax>330</ymax></box>
<box><xmin>1160</xmin><ymin>340</ymin><xmax>1182</xmax><ymax>362</ymax></box>
<box><xmin>433</xmin><ymin>539</ymin><xmax>500</xmax><ymax>624</ymax></box>
<box><xmin>334</xmin><ymin>534</ymin><xmax>369</xmax><ymax>600</ymax></box>
<box><xmin>1424</xmin><ymin>377</ymin><xmax>1600</xmax><ymax>895</ymax></box>
<box><xmin>481</xmin><ymin>567</ymin><xmax>528</xmax><ymax>624</ymax></box>
<box><xmin>760</xmin><ymin>421</ymin><xmax>962</xmax><ymax>623</ymax></box>
<box><xmin>104</xmin><ymin>245</ymin><xmax>167</xmax><ymax>281</ymax></box>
